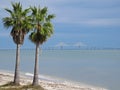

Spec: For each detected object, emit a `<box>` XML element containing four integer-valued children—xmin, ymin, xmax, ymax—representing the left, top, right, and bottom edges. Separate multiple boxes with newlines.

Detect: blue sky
<box><xmin>0</xmin><ymin>0</ymin><xmax>120</xmax><ymax>49</ymax></box>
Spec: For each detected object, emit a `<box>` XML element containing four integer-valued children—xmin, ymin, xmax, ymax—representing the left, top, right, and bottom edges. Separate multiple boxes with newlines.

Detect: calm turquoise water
<box><xmin>0</xmin><ymin>49</ymin><xmax>120</xmax><ymax>90</ymax></box>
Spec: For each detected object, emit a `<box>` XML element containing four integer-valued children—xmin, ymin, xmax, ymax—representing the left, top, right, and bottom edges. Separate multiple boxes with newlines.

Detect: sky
<box><xmin>0</xmin><ymin>0</ymin><xmax>120</xmax><ymax>49</ymax></box>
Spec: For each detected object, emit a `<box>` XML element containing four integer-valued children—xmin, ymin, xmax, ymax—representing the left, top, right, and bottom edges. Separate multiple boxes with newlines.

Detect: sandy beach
<box><xmin>0</xmin><ymin>70</ymin><xmax>108</xmax><ymax>90</ymax></box>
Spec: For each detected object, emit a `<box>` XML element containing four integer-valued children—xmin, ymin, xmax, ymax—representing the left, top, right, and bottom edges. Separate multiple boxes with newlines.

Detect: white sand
<box><xmin>0</xmin><ymin>71</ymin><xmax>108</xmax><ymax>90</ymax></box>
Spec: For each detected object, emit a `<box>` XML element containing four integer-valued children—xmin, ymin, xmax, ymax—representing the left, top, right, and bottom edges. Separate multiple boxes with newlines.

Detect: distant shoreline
<box><xmin>0</xmin><ymin>48</ymin><xmax>120</xmax><ymax>50</ymax></box>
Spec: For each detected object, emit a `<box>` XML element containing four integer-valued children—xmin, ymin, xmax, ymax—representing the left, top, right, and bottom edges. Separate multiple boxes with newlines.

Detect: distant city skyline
<box><xmin>0</xmin><ymin>0</ymin><xmax>120</xmax><ymax>49</ymax></box>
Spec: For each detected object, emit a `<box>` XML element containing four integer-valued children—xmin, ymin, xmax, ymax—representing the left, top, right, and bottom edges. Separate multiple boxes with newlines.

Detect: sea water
<box><xmin>0</xmin><ymin>49</ymin><xmax>120</xmax><ymax>90</ymax></box>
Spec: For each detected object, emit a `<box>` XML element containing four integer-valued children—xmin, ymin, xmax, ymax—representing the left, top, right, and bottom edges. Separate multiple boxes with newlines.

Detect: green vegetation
<box><xmin>0</xmin><ymin>82</ymin><xmax>44</xmax><ymax>90</ymax></box>
<box><xmin>29</xmin><ymin>6</ymin><xmax>55</xmax><ymax>86</ymax></box>
<box><xmin>2</xmin><ymin>1</ymin><xmax>55</xmax><ymax>88</ymax></box>
<box><xmin>2</xmin><ymin>2</ymin><xmax>31</xmax><ymax>85</ymax></box>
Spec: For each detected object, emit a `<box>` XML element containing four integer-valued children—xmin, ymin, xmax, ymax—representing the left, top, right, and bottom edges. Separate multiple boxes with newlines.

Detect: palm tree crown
<box><xmin>29</xmin><ymin>6</ymin><xmax>55</xmax><ymax>44</ymax></box>
<box><xmin>3</xmin><ymin>2</ymin><xmax>31</xmax><ymax>44</ymax></box>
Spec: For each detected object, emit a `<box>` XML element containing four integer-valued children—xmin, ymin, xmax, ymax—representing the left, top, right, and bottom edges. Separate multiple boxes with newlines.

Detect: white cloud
<box><xmin>55</xmin><ymin>17</ymin><xmax>120</xmax><ymax>26</ymax></box>
<box><xmin>51</xmin><ymin>1</ymin><xmax>120</xmax><ymax>27</ymax></box>
<box><xmin>1</xmin><ymin>0</ymin><xmax>120</xmax><ymax>27</ymax></box>
<box><xmin>80</xmin><ymin>18</ymin><xmax>120</xmax><ymax>26</ymax></box>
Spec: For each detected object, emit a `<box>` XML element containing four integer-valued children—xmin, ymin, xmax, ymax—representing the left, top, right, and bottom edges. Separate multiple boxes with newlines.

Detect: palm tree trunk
<box><xmin>32</xmin><ymin>43</ymin><xmax>39</xmax><ymax>86</ymax></box>
<box><xmin>14</xmin><ymin>44</ymin><xmax>20</xmax><ymax>85</ymax></box>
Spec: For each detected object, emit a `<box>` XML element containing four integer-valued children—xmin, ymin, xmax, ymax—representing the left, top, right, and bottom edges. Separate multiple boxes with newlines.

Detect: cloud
<box><xmin>50</xmin><ymin>0</ymin><xmax>120</xmax><ymax>27</ymax></box>
<box><xmin>1</xmin><ymin>0</ymin><xmax>120</xmax><ymax>27</ymax></box>
<box><xmin>80</xmin><ymin>18</ymin><xmax>120</xmax><ymax>26</ymax></box>
<box><xmin>55</xmin><ymin>17</ymin><xmax>120</xmax><ymax>27</ymax></box>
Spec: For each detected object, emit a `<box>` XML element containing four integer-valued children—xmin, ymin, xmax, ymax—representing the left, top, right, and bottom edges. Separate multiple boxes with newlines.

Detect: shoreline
<box><xmin>0</xmin><ymin>70</ymin><xmax>108</xmax><ymax>90</ymax></box>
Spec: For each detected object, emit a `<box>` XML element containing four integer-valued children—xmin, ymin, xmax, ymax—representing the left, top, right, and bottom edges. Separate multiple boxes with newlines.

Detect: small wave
<box><xmin>25</xmin><ymin>72</ymin><xmax>57</xmax><ymax>82</ymax></box>
<box><xmin>25</xmin><ymin>72</ymin><xmax>108</xmax><ymax>90</ymax></box>
<box><xmin>25</xmin><ymin>73</ymin><xmax>33</xmax><ymax>77</ymax></box>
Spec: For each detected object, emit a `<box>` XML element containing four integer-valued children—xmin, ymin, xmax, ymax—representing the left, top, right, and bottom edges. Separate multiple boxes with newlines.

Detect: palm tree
<box><xmin>2</xmin><ymin>2</ymin><xmax>31</xmax><ymax>85</ymax></box>
<box><xmin>29</xmin><ymin>6</ymin><xmax>55</xmax><ymax>86</ymax></box>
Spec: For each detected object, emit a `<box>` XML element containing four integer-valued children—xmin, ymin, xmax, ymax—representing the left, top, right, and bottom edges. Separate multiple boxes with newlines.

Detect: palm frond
<box><xmin>3</xmin><ymin>2</ymin><xmax>32</xmax><ymax>44</ymax></box>
<box><xmin>5</xmin><ymin>8</ymin><xmax>12</xmax><ymax>15</ymax></box>
<box><xmin>22</xmin><ymin>8</ymin><xmax>30</xmax><ymax>16</ymax></box>
<box><xmin>2</xmin><ymin>17</ymin><xmax>13</xmax><ymax>28</ymax></box>
<box><xmin>29</xmin><ymin>6</ymin><xmax>55</xmax><ymax>44</ymax></box>
<box><xmin>46</xmin><ymin>14</ymin><xmax>55</xmax><ymax>21</ymax></box>
<box><xmin>41</xmin><ymin>7</ymin><xmax>47</xmax><ymax>15</ymax></box>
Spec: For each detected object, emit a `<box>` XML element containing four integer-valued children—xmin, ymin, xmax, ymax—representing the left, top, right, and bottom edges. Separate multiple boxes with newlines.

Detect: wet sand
<box><xmin>0</xmin><ymin>71</ymin><xmax>108</xmax><ymax>90</ymax></box>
